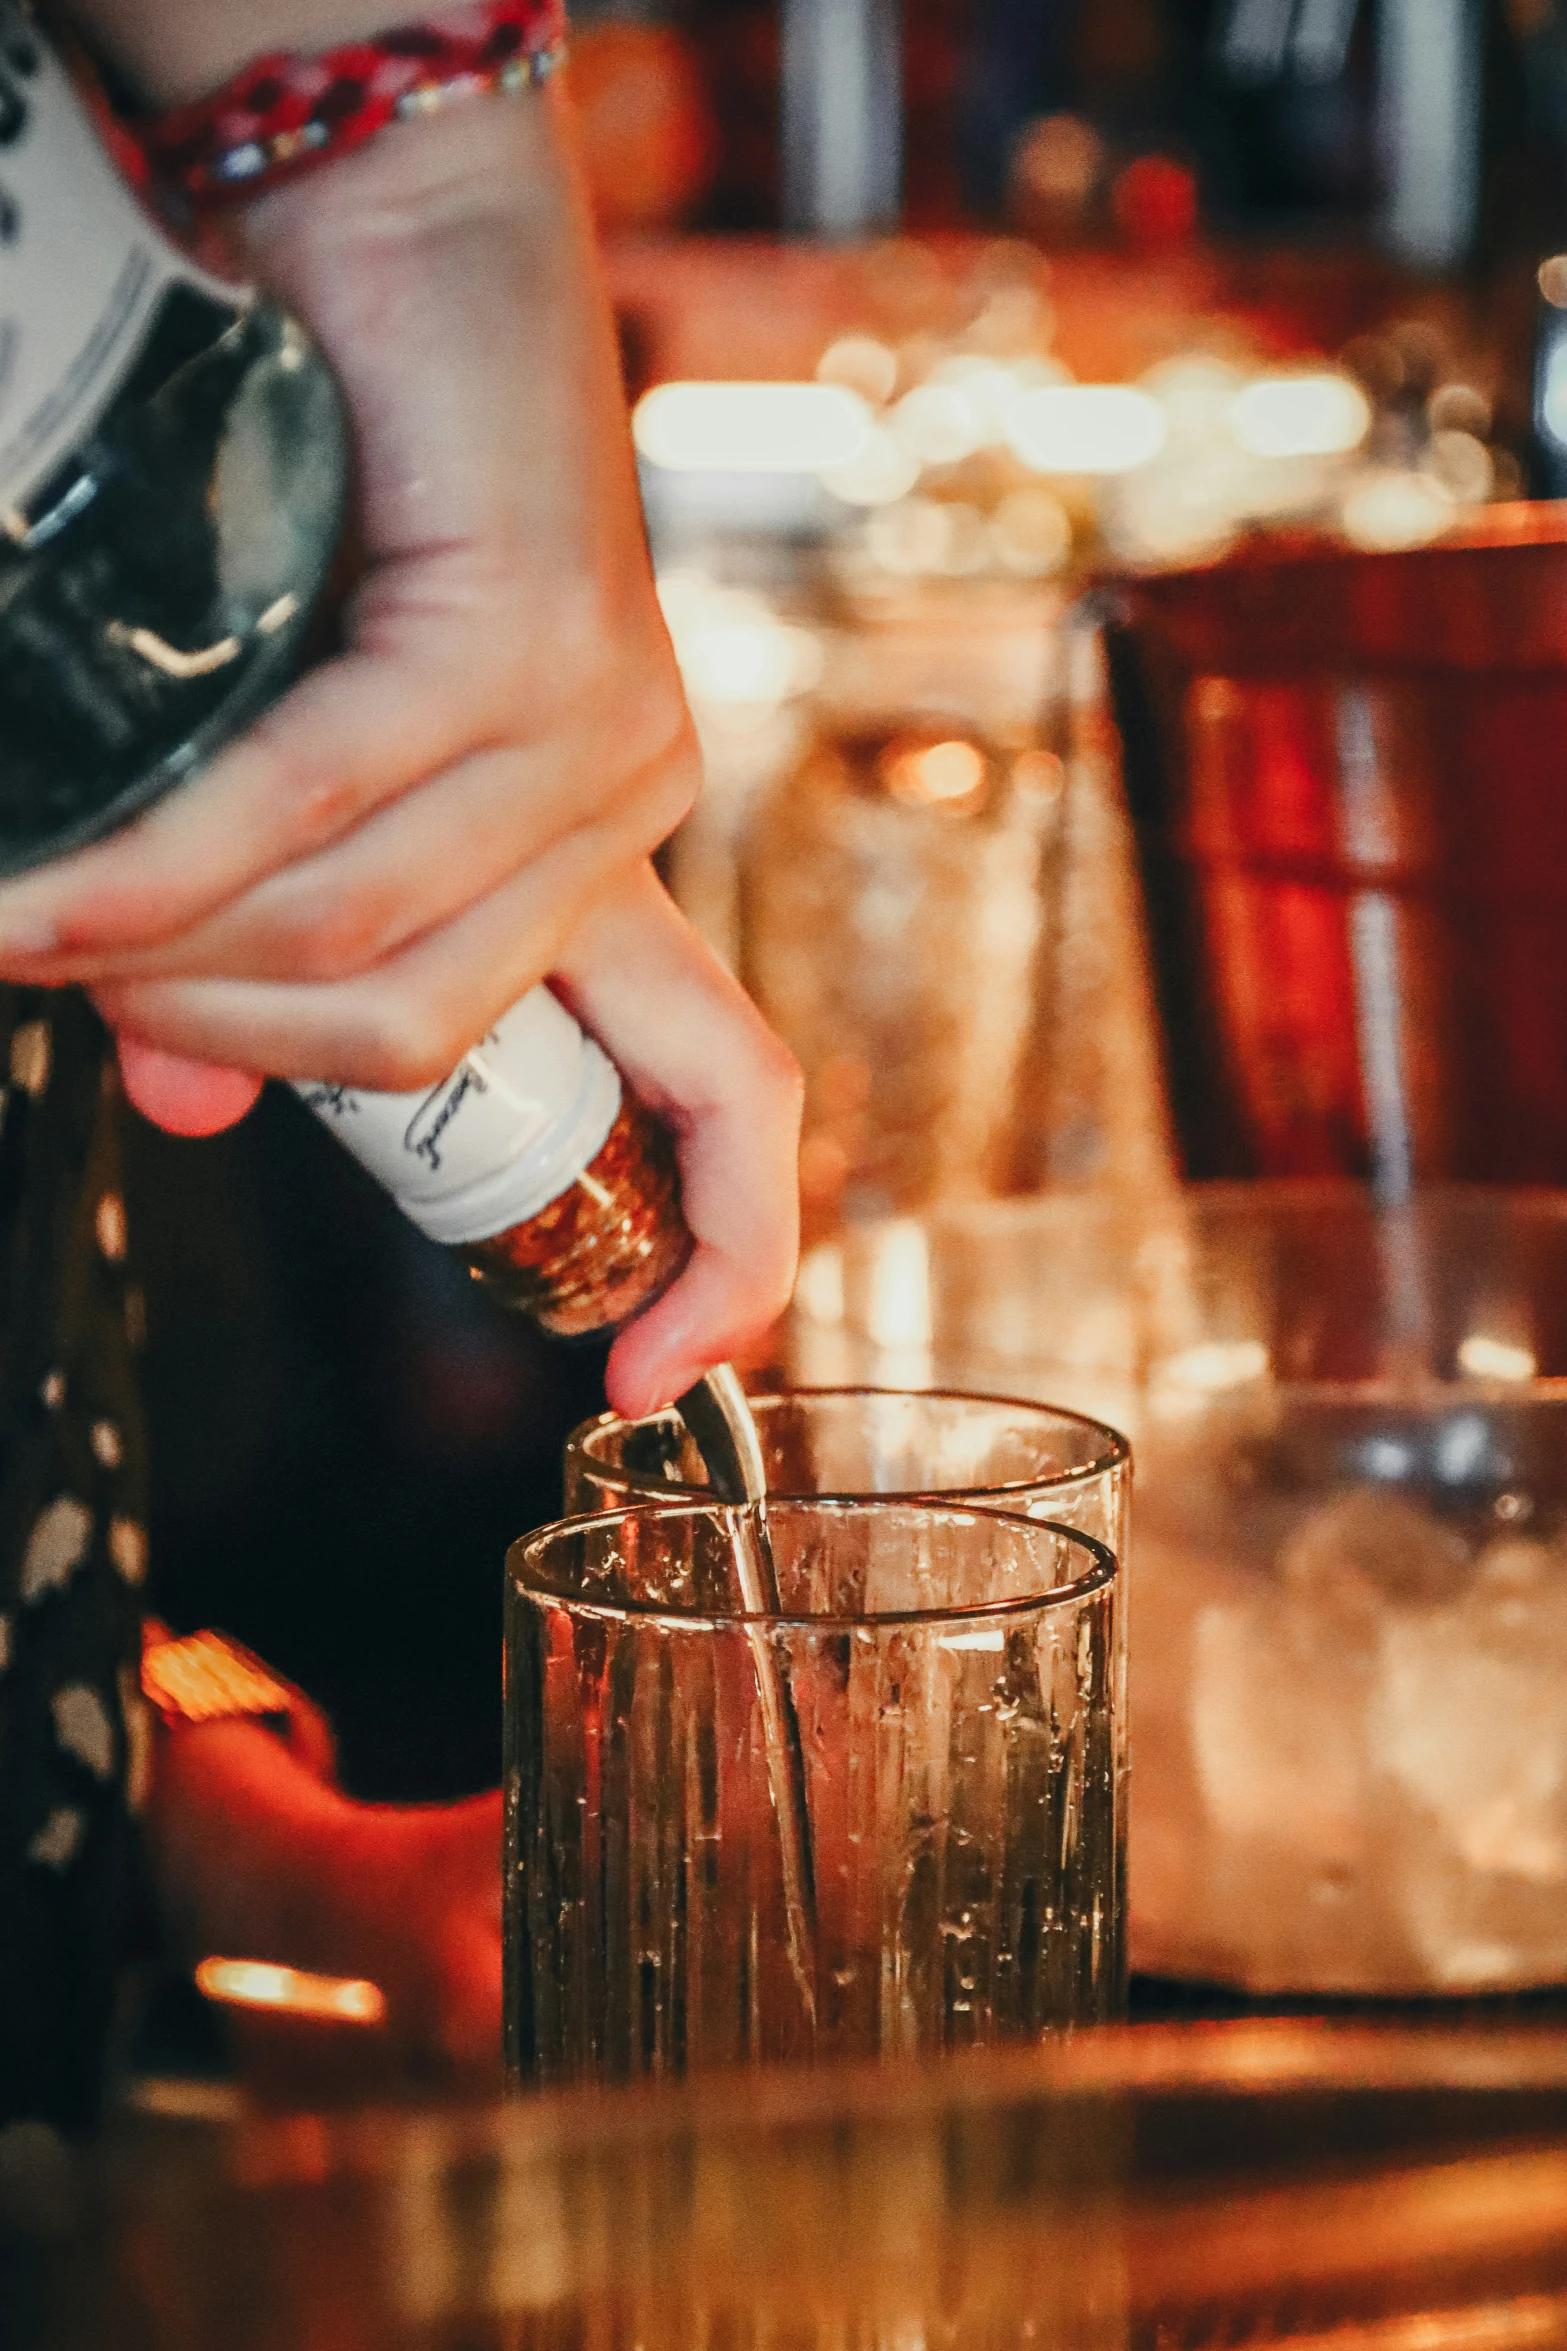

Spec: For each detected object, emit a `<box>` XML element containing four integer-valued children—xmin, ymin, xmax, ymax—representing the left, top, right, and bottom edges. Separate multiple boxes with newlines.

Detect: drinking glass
<box><xmin>506</xmin><ymin>1497</ymin><xmax>1124</xmax><ymax>2084</ymax></box>
<box><xmin>562</xmin><ymin>1386</ymin><xmax>1130</xmax><ymax>1560</ymax></box>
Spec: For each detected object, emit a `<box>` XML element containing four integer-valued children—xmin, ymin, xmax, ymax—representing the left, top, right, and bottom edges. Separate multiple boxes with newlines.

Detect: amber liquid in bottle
<box><xmin>463</xmin><ymin>1092</ymin><xmax>691</xmax><ymax>1335</ymax></box>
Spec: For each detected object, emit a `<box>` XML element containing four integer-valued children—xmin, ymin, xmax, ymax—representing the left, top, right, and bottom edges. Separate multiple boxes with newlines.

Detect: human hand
<box><xmin>552</xmin><ymin>868</ymin><xmax>800</xmax><ymax>1417</ymax></box>
<box><xmin>115</xmin><ymin>865</ymin><xmax>801</xmax><ymax>1418</ymax></box>
<box><xmin>1</xmin><ymin>81</ymin><xmax>802</xmax><ymax>1397</ymax></box>
<box><xmin>151</xmin><ymin>1714</ymin><xmax>503</xmax><ymax>2090</ymax></box>
<box><xmin>0</xmin><ymin>84</ymin><xmax>691</xmax><ymax>1082</ymax></box>
<box><xmin>282</xmin><ymin>1788</ymin><xmax>504</xmax><ymax>2086</ymax></box>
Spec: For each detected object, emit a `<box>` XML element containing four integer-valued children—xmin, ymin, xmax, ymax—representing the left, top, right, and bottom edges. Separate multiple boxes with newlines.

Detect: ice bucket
<box><xmin>790</xmin><ymin>1182</ymin><xmax>1567</xmax><ymax>1993</ymax></box>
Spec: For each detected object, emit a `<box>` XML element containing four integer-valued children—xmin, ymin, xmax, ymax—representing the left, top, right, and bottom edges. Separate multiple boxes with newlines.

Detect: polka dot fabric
<box><xmin>138</xmin><ymin>0</ymin><xmax>567</xmax><ymax>204</ymax></box>
<box><xmin>0</xmin><ymin>991</ymin><xmax>149</xmax><ymax>2132</ymax></box>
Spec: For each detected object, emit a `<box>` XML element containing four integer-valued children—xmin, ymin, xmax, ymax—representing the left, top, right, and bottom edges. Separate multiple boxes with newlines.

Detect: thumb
<box><xmin>116</xmin><ymin>1035</ymin><xmax>264</xmax><ymax>1137</ymax></box>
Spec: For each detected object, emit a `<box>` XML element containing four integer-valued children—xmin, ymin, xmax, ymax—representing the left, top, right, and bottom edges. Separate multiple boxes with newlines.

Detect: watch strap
<box><xmin>141</xmin><ymin>1624</ymin><xmax>297</xmax><ymax>1733</ymax></box>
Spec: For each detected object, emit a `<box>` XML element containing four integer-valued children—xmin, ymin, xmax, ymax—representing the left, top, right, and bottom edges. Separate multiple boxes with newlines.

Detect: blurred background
<box><xmin>130</xmin><ymin>0</ymin><xmax>1567</xmax><ymax>1828</ymax></box>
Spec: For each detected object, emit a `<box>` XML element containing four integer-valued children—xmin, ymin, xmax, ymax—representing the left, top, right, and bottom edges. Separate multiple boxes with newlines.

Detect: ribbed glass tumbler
<box><xmin>505</xmin><ymin>1497</ymin><xmax>1125</xmax><ymax>2085</ymax></box>
<box><xmin>563</xmin><ymin>1387</ymin><xmax>1129</xmax><ymax>1557</ymax></box>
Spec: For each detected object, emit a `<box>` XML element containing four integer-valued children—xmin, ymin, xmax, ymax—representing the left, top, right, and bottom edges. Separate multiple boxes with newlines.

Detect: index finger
<box><xmin>0</xmin><ymin>628</ymin><xmax>475</xmax><ymax>966</ymax></box>
<box><xmin>549</xmin><ymin>869</ymin><xmax>803</xmax><ymax>1417</ymax></box>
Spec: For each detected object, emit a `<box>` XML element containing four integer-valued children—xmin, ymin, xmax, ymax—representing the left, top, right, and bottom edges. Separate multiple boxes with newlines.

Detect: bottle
<box><xmin>6</xmin><ymin>9</ymin><xmax>696</xmax><ymax>1345</ymax></box>
<box><xmin>295</xmin><ymin>992</ymin><xmax>691</xmax><ymax>1340</ymax></box>
<box><xmin>0</xmin><ymin>3</ymin><xmax>346</xmax><ymax>872</ymax></box>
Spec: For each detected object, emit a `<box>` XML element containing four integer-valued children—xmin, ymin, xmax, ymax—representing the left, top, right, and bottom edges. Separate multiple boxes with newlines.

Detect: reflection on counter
<box><xmin>13</xmin><ymin>2025</ymin><xmax>1567</xmax><ymax>2349</ymax></box>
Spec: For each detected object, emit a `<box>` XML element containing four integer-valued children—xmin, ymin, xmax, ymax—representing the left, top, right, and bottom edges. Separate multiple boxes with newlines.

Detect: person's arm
<box><xmin>149</xmin><ymin>1710</ymin><xmax>505</xmax><ymax>2086</ymax></box>
<box><xmin>3</xmin><ymin>21</ymin><xmax>801</xmax><ymax>1413</ymax></box>
<box><xmin>64</xmin><ymin>0</ymin><xmax>448</xmax><ymax>101</ymax></box>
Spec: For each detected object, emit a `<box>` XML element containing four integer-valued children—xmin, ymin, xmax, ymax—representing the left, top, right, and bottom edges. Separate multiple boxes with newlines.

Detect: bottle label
<box><xmin>0</xmin><ymin>10</ymin><xmax>227</xmax><ymax>512</ymax></box>
<box><xmin>295</xmin><ymin>988</ymin><xmax>625</xmax><ymax>1248</ymax></box>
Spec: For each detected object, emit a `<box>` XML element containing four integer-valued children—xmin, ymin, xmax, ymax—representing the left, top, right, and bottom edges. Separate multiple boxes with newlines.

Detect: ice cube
<box><xmin>1279</xmin><ymin>1489</ymin><xmax>1470</xmax><ymax>1611</ymax></box>
<box><xmin>1374</xmin><ymin>1575</ymin><xmax>1567</xmax><ymax>1986</ymax></box>
<box><xmin>1174</xmin><ymin>1586</ymin><xmax>1412</xmax><ymax>1990</ymax></box>
<box><xmin>1376</xmin><ymin>1583</ymin><xmax>1567</xmax><ymax>1882</ymax></box>
<box><xmin>1191</xmin><ymin>1598</ymin><xmax>1371</xmax><ymax>1863</ymax></box>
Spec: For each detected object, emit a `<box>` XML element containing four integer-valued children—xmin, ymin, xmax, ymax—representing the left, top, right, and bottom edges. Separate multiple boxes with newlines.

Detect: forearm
<box><xmin>147</xmin><ymin>1716</ymin><xmax>366</xmax><ymax>1966</ymax></box>
<box><xmin>146</xmin><ymin>1714</ymin><xmax>505</xmax><ymax>2079</ymax></box>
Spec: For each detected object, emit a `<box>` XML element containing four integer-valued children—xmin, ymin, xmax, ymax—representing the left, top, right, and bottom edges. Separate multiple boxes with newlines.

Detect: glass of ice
<box><xmin>793</xmin><ymin>1186</ymin><xmax>1567</xmax><ymax>1994</ymax></box>
<box><xmin>563</xmin><ymin>1387</ymin><xmax>1130</xmax><ymax>1559</ymax></box>
<box><xmin>505</xmin><ymin>1497</ymin><xmax>1124</xmax><ymax>2083</ymax></box>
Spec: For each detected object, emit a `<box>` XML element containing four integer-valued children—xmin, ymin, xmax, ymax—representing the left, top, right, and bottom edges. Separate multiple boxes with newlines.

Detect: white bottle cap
<box><xmin>294</xmin><ymin>987</ymin><xmax>622</xmax><ymax>1246</ymax></box>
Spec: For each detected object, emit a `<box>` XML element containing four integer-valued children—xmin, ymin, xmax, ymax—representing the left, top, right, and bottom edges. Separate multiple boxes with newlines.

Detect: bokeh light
<box><xmin>1228</xmin><ymin>373</ymin><xmax>1372</xmax><ymax>460</ymax></box>
<box><xmin>635</xmin><ymin>381</ymin><xmax>873</xmax><ymax>473</ymax></box>
<box><xmin>1008</xmin><ymin>385</ymin><xmax>1168</xmax><ymax>475</ymax></box>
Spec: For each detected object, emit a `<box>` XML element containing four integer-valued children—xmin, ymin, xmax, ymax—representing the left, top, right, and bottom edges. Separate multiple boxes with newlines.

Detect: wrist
<box><xmin>224</xmin><ymin>80</ymin><xmax>593</xmax><ymax>395</ymax></box>
<box><xmin>81</xmin><ymin>0</ymin><xmax>567</xmax><ymax>220</ymax></box>
<box><xmin>141</xmin><ymin>1623</ymin><xmax>338</xmax><ymax>1782</ymax></box>
<box><xmin>241</xmin><ymin>74</ymin><xmax>572</xmax><ymax>243</ymax></box>
<box><xmin>61</xmin><ymin>0</ymin><xmax>434</xmax><ymax>109</ymax></box>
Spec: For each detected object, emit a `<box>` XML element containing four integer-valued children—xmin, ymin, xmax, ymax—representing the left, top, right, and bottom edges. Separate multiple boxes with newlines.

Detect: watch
<box><xmin>141</xmin><ymin>1621</ymin><xmax>335</xmax><ymax>1779</ymax></box>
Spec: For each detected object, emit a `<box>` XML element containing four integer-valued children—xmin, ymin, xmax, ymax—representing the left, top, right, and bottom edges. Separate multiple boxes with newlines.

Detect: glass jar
<box><xmin>739</xmin><ymin>583</ymin><xmax>1066</xmax><ymax>1232</ymax></box>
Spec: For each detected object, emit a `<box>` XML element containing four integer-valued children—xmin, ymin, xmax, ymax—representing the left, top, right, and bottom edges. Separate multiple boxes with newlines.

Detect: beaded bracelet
<box><xmin>138</xmin><ymin>0</ymin><xmax>568</xmax><ymax>205</ymax></box>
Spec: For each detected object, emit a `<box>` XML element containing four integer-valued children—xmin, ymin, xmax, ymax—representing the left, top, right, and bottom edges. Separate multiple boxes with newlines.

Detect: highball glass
<box><xmin>506</xmin><ymin>1496</ymin><xmax>1124</xmax><ymax>2084</ymax></box>
<box><xmin>563</xmin><ymin>1385</ymin><xmax>1129</xmax><ymax>1560</ymax></box>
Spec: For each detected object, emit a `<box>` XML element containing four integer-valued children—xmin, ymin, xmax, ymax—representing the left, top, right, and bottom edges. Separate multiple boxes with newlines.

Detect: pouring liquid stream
<box><xmin>677</xmin><ymin>1365</ymin><xmax>819</xmax><ymax>2038</ymax></box>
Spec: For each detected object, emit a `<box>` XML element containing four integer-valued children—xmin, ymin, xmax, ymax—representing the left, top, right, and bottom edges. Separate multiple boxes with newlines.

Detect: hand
<box><xmin>2</xmin><ymin>81</ymin><xmax>802</xmax><ymax>1400</ymax></box>
<box><xmin>300</xmin><ymin>1791</ymin><xmax>505</xmax><ymax>2086</ymax></box>
<box><xmin>116</xmin><ymin>864</ymin><xmax>801</xmax><ymax>1417</ymax></box>
<box><xmin>0</xmin><ymin>87</ymin><xmax>690</xmax><ymax>1080</ymax></box>
<box><xmin>151</xmin><ymin>1714</ymin><xmax>504</xmax><ymax>2090</ymax></box>
<box><xmin>554</xmin><ymin>869</ymin><xmax>800</xmax><ymax>1417</ymax></box>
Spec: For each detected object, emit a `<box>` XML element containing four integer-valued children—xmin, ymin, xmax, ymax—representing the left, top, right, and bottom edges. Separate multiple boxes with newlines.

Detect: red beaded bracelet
<box><xmin>138</xmin><ymin>0</ymin><xmax>568</xmax><ymax>205</ymax></box>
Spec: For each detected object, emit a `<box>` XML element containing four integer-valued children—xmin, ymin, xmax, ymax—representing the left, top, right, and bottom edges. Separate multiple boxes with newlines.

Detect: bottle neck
<box><xmin>0</xmin><ymin>6</ymin><xmax>242</xmax><ymax>526</ymax></box>
<box><xmin>295</xmin><ymin>988</ymin><xmax>625</xmax><ymax>1248</ymax></box>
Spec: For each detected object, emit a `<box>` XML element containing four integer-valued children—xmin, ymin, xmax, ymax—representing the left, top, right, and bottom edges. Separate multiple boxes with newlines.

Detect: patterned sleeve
<box><xmin>0</xmin><ymin>987</ymin><xmax>151</xmax><ymax>2134</ymax></box>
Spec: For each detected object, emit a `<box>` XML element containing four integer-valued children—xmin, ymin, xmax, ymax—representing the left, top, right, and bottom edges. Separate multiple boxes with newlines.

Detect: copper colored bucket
<box><xmin>1108</xmin><ymin>506</ymin><xmax>1567</xmax><ymax>1188</ymax></box>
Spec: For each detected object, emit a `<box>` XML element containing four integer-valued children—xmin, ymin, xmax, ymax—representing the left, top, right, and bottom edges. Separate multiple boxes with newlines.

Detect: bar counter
<box><xmin>12</xmin><ymin>2015</ymin><xmax>1567</xmax><ymax>2348</ymax></box>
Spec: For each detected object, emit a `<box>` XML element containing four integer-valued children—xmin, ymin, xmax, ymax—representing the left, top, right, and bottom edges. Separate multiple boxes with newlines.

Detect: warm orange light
<box><xmin>1457</xmin><ymin>1334</ymin><xmax>1537</xmax><ymax>1383</ymax></box>
<box><xmin>1158</xmin><ymin>1340</ymin><xmax>1269</xmax><ymax>1393</ymax></box>
<box><xmin>881</xmin><ymin>738</ymin><xmax>987</xmax><ymax>808</ymax></box>
<box><xmin>1228</xmin><ymin>371</ymin><xmax>1371</xmax><ymax>459</ymax></box>
<box><xmin>195</xmin><ymin>1957</ymin><xmax>387</xmax><ymax>2027</ymax></box>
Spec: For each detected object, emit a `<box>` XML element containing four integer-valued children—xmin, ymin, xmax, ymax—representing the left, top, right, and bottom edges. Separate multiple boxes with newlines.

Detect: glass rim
<box><xmin>1147</xmin><ymin>1372</ymin><xmax>1567</xmax><ymax>1405</ymax></box>
<box><xmin>563</xmin><ymin>1384</ymin><xmax>1132</xmax><ymax>1505</ymax></box>
<box><xmin>511</xmin><ymin>1496</ymin><xmax>1119</xmax><ymax>1631</ymax></box>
